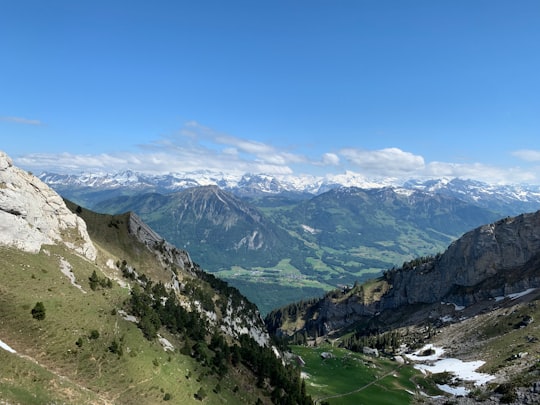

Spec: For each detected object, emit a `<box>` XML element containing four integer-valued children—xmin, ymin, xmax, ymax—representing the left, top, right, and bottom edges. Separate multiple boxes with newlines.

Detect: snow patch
<box><xmin>437</xmin><ymin>384</ymin><xmax>469</xmax><ymax>396</ymax></box>
<box><xmin>0</xmin><ymin>338</ymin><xmax>16</xmax><ymax>353</ymax></box>
<box><xmin>406</xmin><ymin>344</ymin><xmax>495</xmax><ymax>396</ymax></box>
<box><xmin>416</xmin><ymin>358</ymin><xmax>494</xmax><ymax>385</ymax></box>
<box><xmin>495</xmin><ymin>288</ymin><xmax>536</xmax><ymax>302</ymax></box>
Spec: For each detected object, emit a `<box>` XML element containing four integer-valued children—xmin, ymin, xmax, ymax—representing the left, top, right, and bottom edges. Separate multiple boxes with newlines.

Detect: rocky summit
<box><xmin>0</xmin><ymin>151</ymin><xmax>96</xmax><ymax>260</ymax></box>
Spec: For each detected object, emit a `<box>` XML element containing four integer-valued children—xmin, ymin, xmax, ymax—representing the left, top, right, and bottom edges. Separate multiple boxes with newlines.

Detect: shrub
<box><xmin>108</xmin><ymin>339</ymin><xmax>123</xmax><ymax>356</ymax></box>
<box><xmin>89</xmin><ymin>329</ymin><xmax>100</xmax><ymax>340</ymax></box>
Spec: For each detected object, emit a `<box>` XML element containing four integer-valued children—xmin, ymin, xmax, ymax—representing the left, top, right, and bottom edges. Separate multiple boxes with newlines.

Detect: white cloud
<box><xmin>16</xmin><ymin>122</ymin><xmax>304</xmax><ymax>175</ymax></box>
<box><xmin>11</xmin><ymin>122</ymin><xmax>540</xmax><ymax>186</ymax></box>
<box><xmin>0</xmin><ymin>116</ymin><xmax>43</xmax><ymax>126</ymax></box>
<box><xmin>173</xmin><ymin>121</ymin><xmax>306</xmax><ymax>168</ymax></box>
<box><xmin>423</xmin><ymin>161</ymin><xmax>538</xmax><ymax>185</ymax></box>
<box><xmin>340</xmin><ymin>147</ymin><xmax>425</xmax><ymax>174</ymax></box>
<box><xmin>322</xmin><ymin>153</ymin><xmax>340</xmax><ymax>166</ymax></box>
<box><xmin>512</xmin><ymin>149</ymin><xmax>540</xmax><ymax>162</ymax></box>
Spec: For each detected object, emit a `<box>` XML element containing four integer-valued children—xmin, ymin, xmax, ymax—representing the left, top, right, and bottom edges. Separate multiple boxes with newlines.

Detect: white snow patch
<box><xmin>59</xmin><ymin>257</ymin><xmax>86</xmax><ymax>293</ymax></box>
<box><xmin>440</xmin><ymin>315</ymin><xmax>454</xmax><ymax>323</ymax></box>
<box><xmin>495</xmin><ymin>288</ymin><xmax>536</xmax><ymax>302</ymax></box>
<box><xmin>437</xmin><ymin>384</ymin><xmax>469</xmax><ymax>396</ymax></box>
<box><xmin>406</xmin><ymin>344</ymin><xmax>495</xmax><ymax>396</ymax></box>
<box><xmin>301</xmin><ymin>372</ymin><xmax>310</xmax><ymax>379</ymax></box>
<box><xmin>415</xmin><ymin>358</ymin><xmax>494</xmax><ymax>386</ymax></box>
<box><xmin>0</xmin><ymin>338</ymin><xmax>16</xmax><ymax>353</ymax></box>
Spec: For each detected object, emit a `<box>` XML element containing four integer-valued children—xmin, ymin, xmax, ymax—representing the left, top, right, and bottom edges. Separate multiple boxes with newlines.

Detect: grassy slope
<box><xmin>0</xmin><ymin>204</ymin><xmax>275</xmax><ymax>404</ymax></box>
<box><xmin>0</xmin><ymin>245</ymin><xmax>250</xmax><ymax>404</ymax></box>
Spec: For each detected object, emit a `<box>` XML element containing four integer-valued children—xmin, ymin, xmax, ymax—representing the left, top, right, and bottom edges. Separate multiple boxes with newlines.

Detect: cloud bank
<box><xmin>12</xmin><ymin>122</ymin><xmax>540</xmax><ymax>185</ymax></box>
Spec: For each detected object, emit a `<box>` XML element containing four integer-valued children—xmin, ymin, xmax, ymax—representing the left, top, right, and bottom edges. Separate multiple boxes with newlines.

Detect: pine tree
<box><xmin>89</xmin><ymin>270</ymin><xmax>99</xmax><ymax>291</ymax></box>
<box><xmin>31</xmin><ymin>302</ymin><xmax>46</xmax><ymax>320</ymax></box>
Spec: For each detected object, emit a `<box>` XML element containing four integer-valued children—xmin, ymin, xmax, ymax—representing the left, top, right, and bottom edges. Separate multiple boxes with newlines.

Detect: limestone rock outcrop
<box><xmin>267</xmin><ymin>210</ymin><xmax>540</xmax><ymax>337</ymax></box>
<box><xmin>128</xmin><ymin>212</ymin><xmax>193</xmax><ymax>273</ymax></box>
<box><xmin>388</xmin><ymin>212</ymin><xmax>540</xmax><ymax>307</ymax></box>
<box><xmin>0</xmin><ymin>151</ymin><xmax>96</xmax><ymax>260</ymax></box>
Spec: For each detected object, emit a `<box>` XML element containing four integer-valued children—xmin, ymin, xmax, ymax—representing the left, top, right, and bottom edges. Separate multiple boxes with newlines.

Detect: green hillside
<box><xmin>0</xmin><ymin>204</ymin><xmax>311</xmax><ymax>404</ymax></box>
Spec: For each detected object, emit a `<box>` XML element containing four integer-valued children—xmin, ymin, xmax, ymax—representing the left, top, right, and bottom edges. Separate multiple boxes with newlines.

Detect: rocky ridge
<box><xmin>267</xmin><ymin>210</ymin><xmax>540</xmax><ymax>337</ymax></box>
<box><xmin>127</xmin><ymin>211</ymin><xmax>194</xmax><ymax>275</ymax></box>
<box><xmin>0</xmin><ymin>151</ymin><xmax>96</xmax><ymax>260</ymax></box>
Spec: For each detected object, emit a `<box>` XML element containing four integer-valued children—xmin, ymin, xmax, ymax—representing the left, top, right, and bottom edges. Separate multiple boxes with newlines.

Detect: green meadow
<box><xmin>292</xmin><ymin>345</ymin><xmax>431</xmax><ymax>405</ymax></box>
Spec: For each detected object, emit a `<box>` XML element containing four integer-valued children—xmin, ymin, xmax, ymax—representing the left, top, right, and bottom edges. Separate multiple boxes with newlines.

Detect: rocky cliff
<box><xmin>0</xmin><ymin>151</ymin><xmax>96</xmax><ymax>260</ymax></box>
<box><xmin>267</xmin><ymin>210</ymin><xmax>540</xmax><ymax>337</ymax></box>
<box><xmin>127</xmin><ymin>211</ymin><xmax>194</xmax><ymax>274</ymax></box>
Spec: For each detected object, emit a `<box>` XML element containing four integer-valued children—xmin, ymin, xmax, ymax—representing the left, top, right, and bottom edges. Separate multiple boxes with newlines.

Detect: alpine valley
<box><xmin>2</xmin><ymin>152</ymin><xmax>540</xmax><ymax>404</ymax></box>
<box><xmin>39</xmin><ymin>170</ymin><xmax>540</xmax><ymax>314</ymax></box>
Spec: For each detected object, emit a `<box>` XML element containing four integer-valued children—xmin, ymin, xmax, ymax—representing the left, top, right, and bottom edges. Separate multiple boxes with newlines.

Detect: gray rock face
<box><xmin>277</xmin><ymin>210</ymin><xmax>540</xmax><ymax>336</ymax></box>
<box><xmin>389</xmin><ymin>212</ymin><xmax>540</xmax><ymax>307</ymax></box>
<box><xmin>128</xmin><ymin>212</ymin><xmax>193</xmax><ymax>273</ymax></box>
<box><xmin>0</xmin><ymin>151</ymin><xmax>96</xmax><ymax>260</ymax></box>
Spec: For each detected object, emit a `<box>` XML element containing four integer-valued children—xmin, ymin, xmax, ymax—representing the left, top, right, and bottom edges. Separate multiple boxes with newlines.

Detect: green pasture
<box><xmin>292</xmin><ymin>345</ymin><xmax>424</xmax><ymax>405</ymax></box>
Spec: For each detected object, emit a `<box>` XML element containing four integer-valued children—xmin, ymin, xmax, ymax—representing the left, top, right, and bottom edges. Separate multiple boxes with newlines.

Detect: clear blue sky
<box><xmin>1</xmin><ymin>1</ymin><xmax>540</xmax><ymax>184</ymax></box>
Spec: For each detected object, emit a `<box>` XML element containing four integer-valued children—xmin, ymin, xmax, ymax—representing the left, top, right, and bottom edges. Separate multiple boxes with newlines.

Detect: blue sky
<box><xmin>1</xmin><ymin>1</ymin><xmax>540</xmax><ymax>184</ymax></box>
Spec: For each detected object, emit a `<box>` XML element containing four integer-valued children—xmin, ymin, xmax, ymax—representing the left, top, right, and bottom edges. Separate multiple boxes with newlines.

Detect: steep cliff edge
<box><xmin>0</xmin><ymin>151</ymin><xmax>96</xmax><ymax>260</ymax></box>
<box><xmin>267</xmin><ymin>211</ymin><xmax>540</xmax><ymax>337</ymax></box>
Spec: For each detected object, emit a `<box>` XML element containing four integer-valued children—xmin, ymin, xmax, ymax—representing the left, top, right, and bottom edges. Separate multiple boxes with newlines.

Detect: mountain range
<box><xmin>4</xmin><ymin>152</ymin><xmax>540</xmax><ymax>403</ymax></box>
<box><xmin>39</xmin><ymin>169</ymin><xmax>540</xmax><ymax>314</ymax></box>
<box><xmin>38</xmin><ymin>170</ymin><xmax>540</xmax><ymax>217</ymax></box>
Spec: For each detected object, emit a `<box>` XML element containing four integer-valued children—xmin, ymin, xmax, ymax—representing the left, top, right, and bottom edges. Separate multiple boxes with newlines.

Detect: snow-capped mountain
<box><xmin>39</xmin><ymin>170</ymin><xmax>540</xmax><ymax>216</ymax></box>
<box><xmin>404</xmin><ymin>177</ymin><xmax>540</xmax><ymax>215</ymax></box>
<box><xmin>39</xmin><ymin>170</ymin><xmax>398</xmax><ymax>195</ymax></box>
